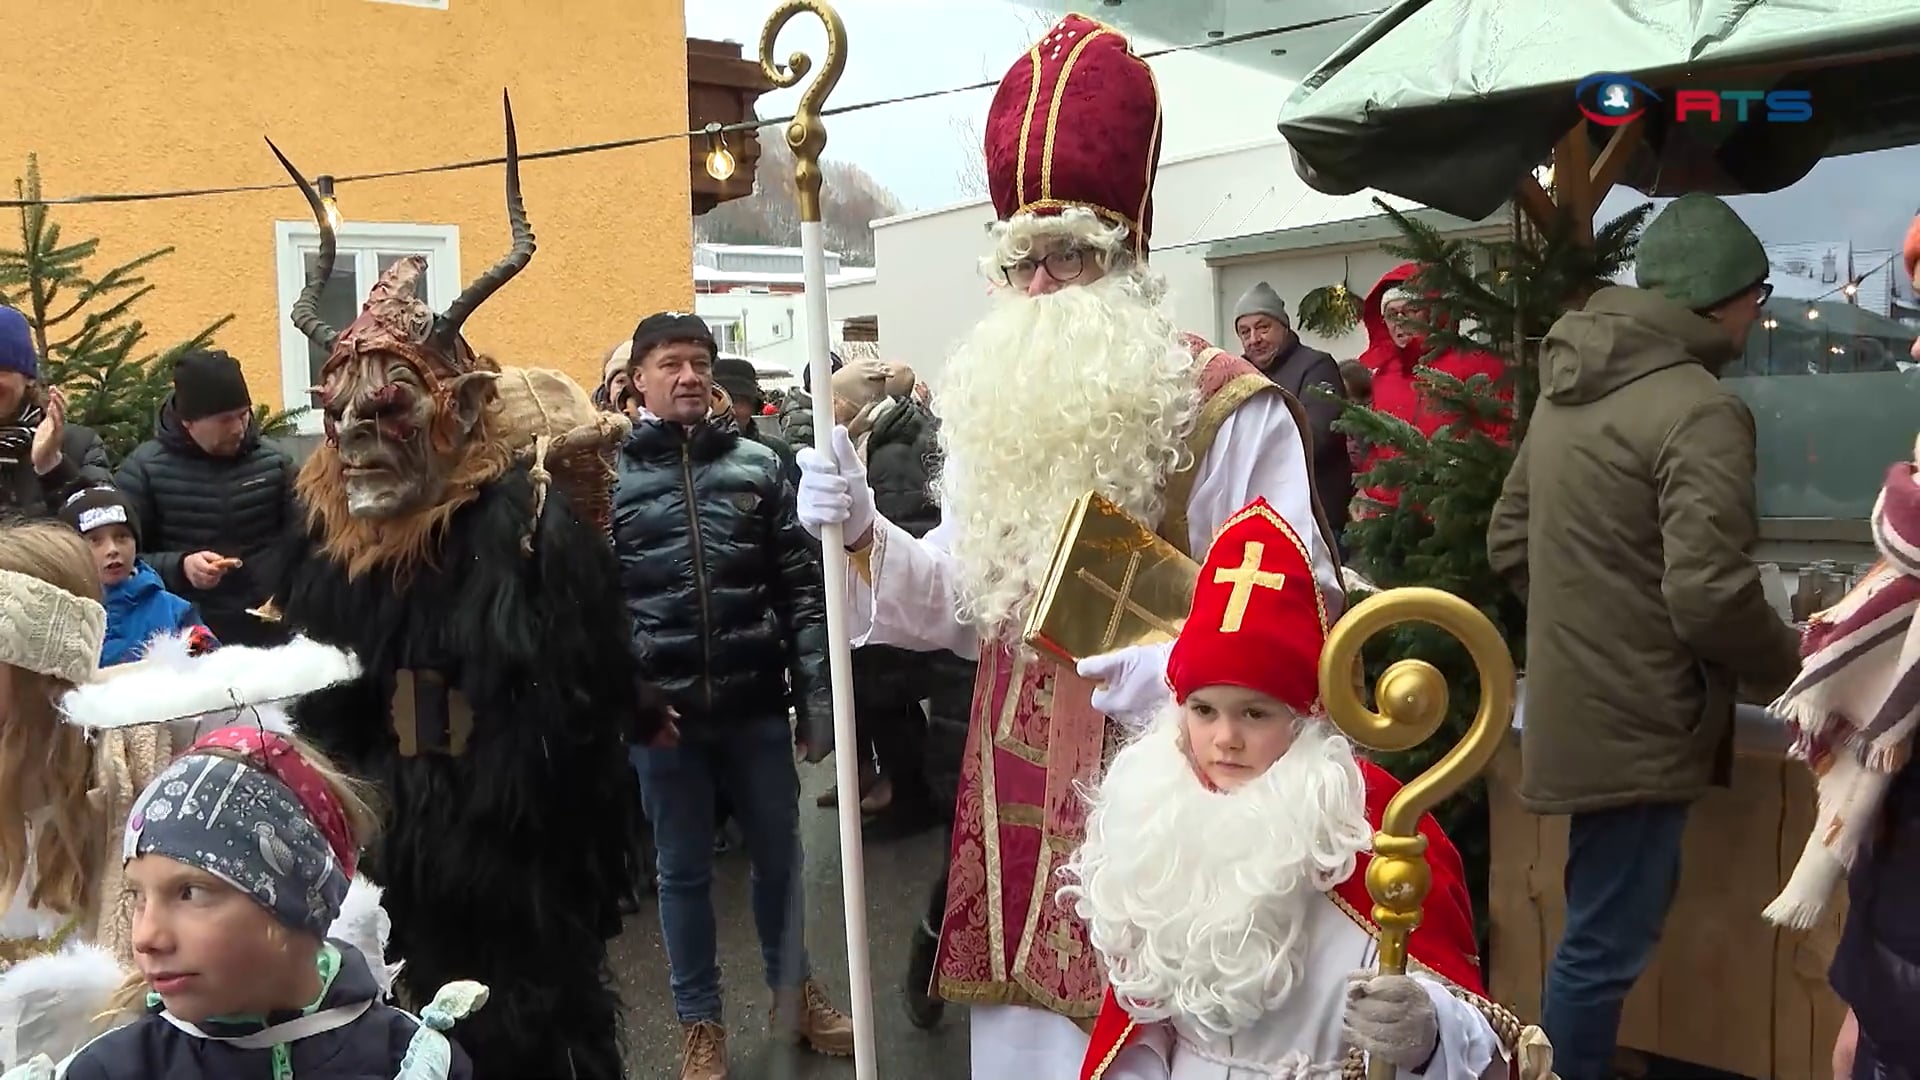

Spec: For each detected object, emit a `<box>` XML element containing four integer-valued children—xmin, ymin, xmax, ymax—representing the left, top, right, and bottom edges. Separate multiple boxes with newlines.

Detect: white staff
<box><xmin>758</xmin><ymin>3</ymin><xmax>876</xmax><ymax>1076</ymax></box>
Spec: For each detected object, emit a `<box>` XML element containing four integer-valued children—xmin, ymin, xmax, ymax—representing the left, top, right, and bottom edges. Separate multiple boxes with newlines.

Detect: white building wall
<box><xmin>694</xmin><ymin>292</ymin><xmax>810</xmax><ymax>372</ymax></box>
<box><xmin>868</xmin><ymin>136</ymin><xmax>1426</xmax><ymax>383</ymax></box>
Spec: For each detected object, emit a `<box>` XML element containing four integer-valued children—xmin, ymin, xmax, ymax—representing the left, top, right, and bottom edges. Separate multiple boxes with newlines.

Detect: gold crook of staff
<box><xmin>1315</xmin><ymin>586</ymin><xmax>1516</xmax><ymax>1080</ymax></box>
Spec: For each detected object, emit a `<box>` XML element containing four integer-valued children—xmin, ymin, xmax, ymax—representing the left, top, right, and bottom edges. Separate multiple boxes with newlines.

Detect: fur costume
<box><xmin>265</xmin><ymin>95</ymin><xmax>657</xmax><ymax>1080</ymax></box>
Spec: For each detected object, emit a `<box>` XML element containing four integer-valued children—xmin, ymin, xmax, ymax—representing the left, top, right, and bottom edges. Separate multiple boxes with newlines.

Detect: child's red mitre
<box><xmin>1165</xmin><ymin>498</ymin><xmax>1328</xmax><ymax>712</ymax></box>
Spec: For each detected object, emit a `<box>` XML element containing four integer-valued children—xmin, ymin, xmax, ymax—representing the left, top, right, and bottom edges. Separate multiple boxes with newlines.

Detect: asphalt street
<box><xmin>611</xmin><ymin>759</ymin><xmax>971</xmax><ymax>1079</ymax></box>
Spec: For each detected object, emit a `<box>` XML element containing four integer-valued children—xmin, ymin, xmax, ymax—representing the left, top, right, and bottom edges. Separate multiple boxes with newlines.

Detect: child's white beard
<box><xmin>932</xmin><ymin>269</ymin><xmax>1199</xmax><ymax>638</ymax></box>
<box><xmin>1057</xmin><ymin>711</ymin><xmax>1372</xmax><ymax>1037</ymax></box>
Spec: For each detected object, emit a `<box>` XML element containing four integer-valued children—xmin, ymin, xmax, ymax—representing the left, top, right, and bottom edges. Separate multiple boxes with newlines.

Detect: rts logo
<box><xmin>1574</xmin><ymin>74</ymin><xmax>1813</xmax><ymax>126</ymax></box>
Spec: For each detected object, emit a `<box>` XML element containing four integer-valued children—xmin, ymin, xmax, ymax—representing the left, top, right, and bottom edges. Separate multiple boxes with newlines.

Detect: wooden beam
<box><xmin>1587</xmin><ymin>116</ymin><xmax>1645</xmax><ymax>201</ymax></box>
<box><xmin>1552</xmin><ymin>128</ymin><xmax>1595</xmax><ymax>245</ymax></box>
<box><xmin>1513</xmin><ymin>176</ymin><xmax>1559</xmax><ymax>234</ymax></box>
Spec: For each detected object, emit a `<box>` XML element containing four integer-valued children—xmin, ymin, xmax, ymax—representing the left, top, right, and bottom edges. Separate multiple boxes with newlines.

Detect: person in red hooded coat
<box><xmin>1356</xmin><ymin>263</ymin><xmax>1512</xmax><ymax>510</ymax></box>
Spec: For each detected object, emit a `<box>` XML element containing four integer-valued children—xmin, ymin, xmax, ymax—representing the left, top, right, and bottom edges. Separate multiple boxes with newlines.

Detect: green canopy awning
<box><xmin>1278</xmin><ymin>0</ymin><xmax>1920</xmax><ymax>220</ymax></box>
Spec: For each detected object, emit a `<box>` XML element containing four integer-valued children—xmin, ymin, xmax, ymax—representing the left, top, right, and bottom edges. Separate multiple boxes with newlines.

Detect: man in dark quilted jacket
<box><xmin>113</xmin><ymin>349</ymin><xmax>298</xmax><ymax>647</ymax></box>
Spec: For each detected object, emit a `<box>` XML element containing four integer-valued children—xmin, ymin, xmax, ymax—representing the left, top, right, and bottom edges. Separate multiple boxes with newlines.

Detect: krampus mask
<box><xmin>268</xmin><ymin>92</ymin><xmax>533</xmax><ymax>526</ymax></box>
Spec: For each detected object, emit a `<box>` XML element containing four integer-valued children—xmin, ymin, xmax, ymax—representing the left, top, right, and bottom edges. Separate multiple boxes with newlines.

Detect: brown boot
<box><xmin>678</xmin><ymin>1020</ymin><xmax>729</xmax><ymax>1080</ymax></box>
<box><xmin>772</xmin><ymin>979</ymin><xmax>855</xmax><ymax>1057</ymax></box>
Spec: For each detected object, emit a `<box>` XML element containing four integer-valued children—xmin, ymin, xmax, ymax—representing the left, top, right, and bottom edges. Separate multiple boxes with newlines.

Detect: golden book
<box><xmin>1021</xmin><ymin>492</ymin><xmax>1201</xmax><ymax>665</ymax></box>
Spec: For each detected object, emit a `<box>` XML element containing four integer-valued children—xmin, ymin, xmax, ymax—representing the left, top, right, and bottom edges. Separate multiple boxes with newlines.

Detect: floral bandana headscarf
<box><xmin>124</xmin><ymin>728</ymin><xmax>354</xmax><ymax>937</ymax></box>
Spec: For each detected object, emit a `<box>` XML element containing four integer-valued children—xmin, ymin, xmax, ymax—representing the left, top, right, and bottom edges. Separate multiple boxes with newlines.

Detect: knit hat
<box><xmin>1233</xmin><ymin>282</ymin><xmax>1290</xmax><ymax>327</ymax></box>
<box><xmin>60</xmin><ymin>485</ymin><xmax>142</xmax><ymax>548</ymax></box>
<box><xmin>712</xmin><ymin>356</ymin><xmax>762</xmax><ymax>406</ymax></box>
<box><xmin>1165</xmin><ymin>498</ymin><xmax>1329</xmax><ymax>713</ymax></box>
<box><xmin>1635</xmin><ymin>194</ymin><xmax>1770</xmax><ymax>311</ymax></box>
<box><xmin>803</xmin><ymin>350</ymin><xmax>845</xmax><ymax>395</ymax></box>
<box><xmin>0</xmin><ymin>567</ymin><xmax>107</xmax><ymax>686</ymax></box>
<box><xmin>172</xmin><ymin>349</ymin><xmax>253</xmax><ymax>421</ymax></box>
<box><xmin>630</xmin><ymin>312</ymin><xmax>716</xmax><ymax>368</ymax></box>
<box><xmin>0</xmin><ymin>304</ymin><xmax>36</xmax><ymax>380</ymax></box>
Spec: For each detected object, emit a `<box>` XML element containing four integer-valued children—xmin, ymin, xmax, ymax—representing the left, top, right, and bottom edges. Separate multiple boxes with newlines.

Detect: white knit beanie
<box><xmin>0</xmin><ymin>568</ymin><xmax>106</xmax><ymax>686</ymax></box>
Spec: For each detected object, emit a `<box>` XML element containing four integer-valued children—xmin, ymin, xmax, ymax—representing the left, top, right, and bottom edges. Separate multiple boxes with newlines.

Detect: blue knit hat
<box><xmin>0</xmin><ymin>305</ymin><xmax>36</xmax><ymax>380</ymax></box>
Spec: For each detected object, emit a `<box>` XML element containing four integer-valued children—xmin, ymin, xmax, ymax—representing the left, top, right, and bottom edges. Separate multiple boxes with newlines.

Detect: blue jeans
<box><xmin>632</xmin><ymin>717</ymin><xmax>809</xmax><ymax>1024</ymax></box>
<box><xmin>1542</xmin><ymin>802</ymin><xmax>1690</xmax><ymax>1080</ymax></box>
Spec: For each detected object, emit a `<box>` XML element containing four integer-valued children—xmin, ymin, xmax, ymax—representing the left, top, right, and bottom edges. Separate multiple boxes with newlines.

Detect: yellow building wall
<box><xmin>0</xmin><ymin>0</ymin><xmax>693</xmax><ymax>406</ymax></box>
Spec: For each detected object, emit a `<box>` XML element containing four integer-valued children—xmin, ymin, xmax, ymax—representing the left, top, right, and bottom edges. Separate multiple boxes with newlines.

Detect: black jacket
<box><xmin>1263</xmin><ymin>339</ymin><xmax>1352</xmax><ymax>543</ymax></box>
<box><xmin>613</xmin><ymin>415</ymin><xmax>830</xmax><ymax>745</ymax></box>
<box><xmin>113</xmin><ymin>395</ymin><xmax>298</xmax><ymax>645</ymax></box>
<box><xmin>62</xmin><ymin>940</ymin><xmax>472</xmax><ymax>1080</ymax></box>
<box><xmin>0</xmin><ymin>419</ymin><xmax>110</xmax><ymax>519</ymax></box>
<box><xmin>1833</xmin><ymin>756</ymin><xmax>1920</xmax><ymax>1066</ymax></box>
<box><xmin>744</xmin><ymin>415</ymin><xmax>801</xmax><ymax>490</ymax></box>
<box><xmin>865</xmin><ymin>397</ymin><xmax>940</xmax><ymax>538</ymax></box>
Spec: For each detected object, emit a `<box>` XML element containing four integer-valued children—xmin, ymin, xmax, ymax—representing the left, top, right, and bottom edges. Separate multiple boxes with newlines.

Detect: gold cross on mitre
<box><xmin>1213</xmin><ymin>540</ymin><xmax>1287</xmax><ymax>633</ymax></box>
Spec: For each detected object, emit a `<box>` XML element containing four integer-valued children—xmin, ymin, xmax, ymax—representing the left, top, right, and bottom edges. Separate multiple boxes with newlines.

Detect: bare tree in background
<box><xmin>950</xmin><ymin>6</ymin><xmax>1056</xmax><ymax>200</ymax></box>
<box><xmin>695</xmin><ymin>132</ymin><xmax>904</xmax><ymax>266</ymax></box>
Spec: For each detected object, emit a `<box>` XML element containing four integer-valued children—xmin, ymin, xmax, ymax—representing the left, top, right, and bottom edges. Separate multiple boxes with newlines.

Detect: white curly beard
<box><xmin>1057</xmin><ymin>709</ymin><xmax>1372</xmax><ymax>1038</ymax></box>
<box><xmin>932</xmin><ymin>265</ymin><xmax>1199</xmax><ymax>638</ymax></box>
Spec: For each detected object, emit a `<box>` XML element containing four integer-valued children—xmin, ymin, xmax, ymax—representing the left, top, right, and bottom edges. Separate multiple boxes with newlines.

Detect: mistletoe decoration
<box><xmin>1297</xmin><ymin>280</ymin><xmax>1363</xmax><ymax>337</ymax></box>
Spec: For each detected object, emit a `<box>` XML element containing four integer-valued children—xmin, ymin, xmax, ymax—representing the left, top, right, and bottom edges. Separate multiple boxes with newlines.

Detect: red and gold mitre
<box><xmin>1165</xmin><ymin>498</ymin><xmax>1328</xmax><ymax>712</ymax></box>
<box><xmin>983</xmin><ymin>13</ymin><xmax>1163</xmax><ymax>253</ymax></box>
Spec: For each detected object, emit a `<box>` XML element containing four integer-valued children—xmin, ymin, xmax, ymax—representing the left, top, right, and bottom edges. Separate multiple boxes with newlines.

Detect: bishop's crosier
<box><xmin>795</xmin><ymin>13</ymin><xmax>1342</xmax><ymax>1079</ymax></box>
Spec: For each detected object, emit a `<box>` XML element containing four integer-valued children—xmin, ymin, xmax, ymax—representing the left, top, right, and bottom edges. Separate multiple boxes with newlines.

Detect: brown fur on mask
<box><xmin>298</xmin><ymin>396</ymin><xmax>515</xmax><ymax>583</ymax></box>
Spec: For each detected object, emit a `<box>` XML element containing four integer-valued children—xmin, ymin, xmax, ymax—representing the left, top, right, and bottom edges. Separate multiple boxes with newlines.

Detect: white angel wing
<box><xmin>327</xmin><ymin>876</ymin><xmax>404</xmax><ymax>997</ymax></box>
<box><xmin>59</xmin><ymin>635</ymin><xmax>360</xmax><ymax>733</ymax></box>
<box><xmin>0</xmin><ymin>944</ymin><xmax>129</xmax><ymax>1071</ymax></box>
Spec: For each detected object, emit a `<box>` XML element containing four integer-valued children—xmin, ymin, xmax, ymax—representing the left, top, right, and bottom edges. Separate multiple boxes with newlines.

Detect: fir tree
<box><xmin>0</xmin><ymin>155</ymin><xmax>234</xmax><ymax>461</ymax></box>
<box><xmin>1323</xmin><ymin>197</ymin><xmax>1654</xmax><ymax>933</ymax></box>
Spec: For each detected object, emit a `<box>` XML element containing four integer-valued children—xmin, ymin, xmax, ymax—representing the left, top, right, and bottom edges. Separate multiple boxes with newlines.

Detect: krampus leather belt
<box><xmin>391</xmin><ymin>668</ymin><xmax>475</xmax><ymax>757</ymax></box>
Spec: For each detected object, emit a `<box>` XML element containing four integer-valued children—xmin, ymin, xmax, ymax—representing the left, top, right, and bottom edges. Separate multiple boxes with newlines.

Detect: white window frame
<box><xmin>273</xmin><ymin>220</ymin><xmax>461</xmax><ymax>433</ymax></box>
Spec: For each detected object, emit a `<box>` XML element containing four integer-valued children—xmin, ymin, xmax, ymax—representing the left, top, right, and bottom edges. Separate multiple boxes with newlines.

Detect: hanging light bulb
<box><xmin>1842</xmin><ymin>280</ymin><xmax>1859</xmax><ymax>297</ymax></box>
<box><xmin>316</xmin><ymin>175</ymin><xmax>343</xmax><ymax>230</ymax></box>
<box><xmin>1762</xmin><ymin>317</ymin><xmax>1778</xmax><ymax>330</ymax></box>
<box><xmin>1807</xmin><ymin>307</ymin><xmax>1820</xmax><ymax>320</ymax></box>
<box><xmin>703</xmin><ymin>123</ymin><xmax>736</xmax><ymax>182</ymax></box>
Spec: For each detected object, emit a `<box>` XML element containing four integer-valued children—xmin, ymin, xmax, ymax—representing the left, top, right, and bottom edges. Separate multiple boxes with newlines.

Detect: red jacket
<box><xmin>1357</xmin><ymin>262</ymin><xmax>1512</xmax><ymax>509</ymax></box>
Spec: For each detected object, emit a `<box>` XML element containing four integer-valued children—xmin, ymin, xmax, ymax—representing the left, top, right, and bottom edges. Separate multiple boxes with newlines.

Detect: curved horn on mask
<box><xmin>265</xmin><ymin>139</ymin><xmax>341</xmax><ymax>354</ymax></box>
<box><xmin>434</xmin><ymin>90</ymin><xmax>536</xmax><ymax>350</ymax></box>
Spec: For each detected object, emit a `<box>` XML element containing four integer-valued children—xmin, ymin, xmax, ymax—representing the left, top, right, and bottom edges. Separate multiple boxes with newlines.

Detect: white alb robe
<box><xmin>839</xmin><ymin>391</ymin><xmax>1341</xmax><ymax>1079</ymax></box>
<box><xmin>1098</xmin><ymin>898</ymin><xmax>1503</xmax><ymax>1080</ymax></box>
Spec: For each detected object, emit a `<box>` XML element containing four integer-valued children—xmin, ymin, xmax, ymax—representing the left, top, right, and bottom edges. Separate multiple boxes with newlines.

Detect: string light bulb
<box><xmin>1807</xmin><ymin>307</ymin><xmax>1820</xmax><ymax>320</ymax></box>
<box><xmin>1762</xmin><ymin>317</ymin><xmax>1778</xmax><ymax>330</ymax></box>
<box><xmin>316</xmin><ymin>175</ymin><xmax>343</xmax><ymax>230</ymax></box>
<box><xmin>1842</xmin><ymin>281</ymin><xmax>1859</xmax><ymax>297</ymax></box>
<box><xmin>703</xmin><ymin>123</ymin><xmax>736</xmax><ymax>182</ymax></box>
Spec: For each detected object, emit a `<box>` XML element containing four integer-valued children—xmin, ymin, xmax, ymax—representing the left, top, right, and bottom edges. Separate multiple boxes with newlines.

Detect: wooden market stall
<box><xmin>1487</xmin><ymin>708</ymin><xmax>1848</xmax><ymax>1079</ymax></box>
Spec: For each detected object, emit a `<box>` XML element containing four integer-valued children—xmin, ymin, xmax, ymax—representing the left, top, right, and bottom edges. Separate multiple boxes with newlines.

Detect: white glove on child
<box><xmin>795</xmin><ymin>425</ymin><xmax>877</xmax><ymax>543</ymax></box>
<box><xmin>1076</xmin><ymin>641</ymin><xmax>1175</xmax><ymax>730</ymax></box>
<box><xmin>1341</xmin><ymin>971</ymin><xmax>1439</xmax><ymax>1070</ymax></box>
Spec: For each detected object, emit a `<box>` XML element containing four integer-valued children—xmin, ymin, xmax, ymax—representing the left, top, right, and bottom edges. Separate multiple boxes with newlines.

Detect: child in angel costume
<box><xmin>1059</xmin><ymin>499</ymin><xmax>1551</xmax><ymax>1080</ymax></box>
<box><xmin>9</xmin><ymin>726</ymin><xmax>485</xmax><ymax>1080</ymax></box>
<box><xmin>0</xmin><ymin>519</ymin><xmax>386</xmax><ymax>1070</ymax></box>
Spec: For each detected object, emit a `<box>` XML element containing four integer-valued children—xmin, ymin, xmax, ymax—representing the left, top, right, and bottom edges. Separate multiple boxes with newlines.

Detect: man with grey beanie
<box><xmin>1233</xmin><ymin>282</ymin><xmax>1351</xmax><ymax>545</ymax></box>
<box><xmin>1487</xmin><ymin>193</ymin><xmax>1801</xmax><ymax>1080</ymax></box>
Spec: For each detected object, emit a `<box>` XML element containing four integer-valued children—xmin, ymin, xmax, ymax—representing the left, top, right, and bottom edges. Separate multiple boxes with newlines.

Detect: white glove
<box><xmin>1076</xmin><ymin>641</ymin><xmax>1174</xmax><ymax>729</ymax></box>
<box><xmin>795</xmin><ymin>425</ymin><xmax>877</xmax><ymax>543</ymax></box>
<box><xmin>1341</xmin><ymin>971</ymin><xmax>1439</xmax><ymax>1070</ymax></box>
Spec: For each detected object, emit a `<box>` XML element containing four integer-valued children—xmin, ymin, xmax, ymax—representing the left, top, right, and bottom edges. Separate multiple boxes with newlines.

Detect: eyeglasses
<box><xmin>1754</xmin><ymin>282</ymin><xmax>1774</xmax><ymax>305</ymax></box>
<box><xmin>999</xmin><ymin>248</ymin><xmax>1089</xmax><ymax>289</ymax></box>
